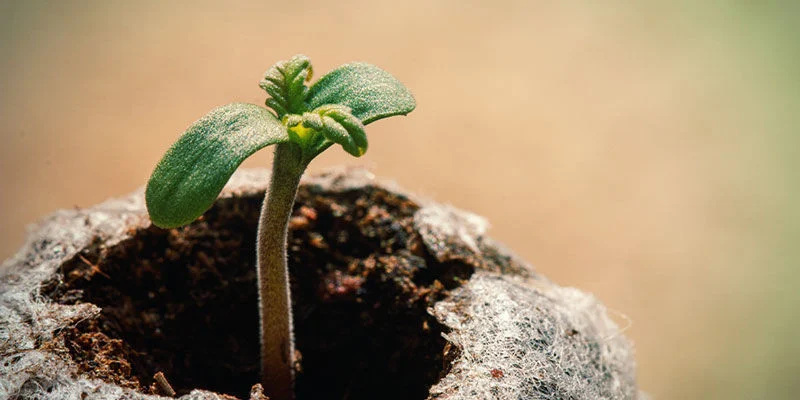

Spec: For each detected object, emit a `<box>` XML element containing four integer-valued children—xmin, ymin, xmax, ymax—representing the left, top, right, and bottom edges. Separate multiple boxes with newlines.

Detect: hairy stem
<box><xmin>256</xmin><ymin>143</ymin><xmax>306</xmax><ymax>400</ymax></box>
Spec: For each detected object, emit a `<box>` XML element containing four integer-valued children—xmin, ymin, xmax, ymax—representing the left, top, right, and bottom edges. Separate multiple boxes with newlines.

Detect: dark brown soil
<box><xmin>41</xmin><ymin>184</ymin><xmax>473</xmax><ymax>400</ymax></box>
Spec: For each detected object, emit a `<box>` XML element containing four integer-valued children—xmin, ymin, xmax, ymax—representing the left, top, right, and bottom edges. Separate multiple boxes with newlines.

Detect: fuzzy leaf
<box><xmin>146</xmin><ymin>103</ymin><xmax>288</xmax><ymax>228</ymax></box>
<box><xmin>306</xmin><ymin>63</ymin><xmax>415</xmax><ymax>125</ymax></box>
<box><xmin>308</xmin><ymin>104</ymin><xmax>367</xmax><ymax>156</ymax></box>
<box><xmin>260</xmin><ymin>55</ymin><xmax>313</xmax><ymax>117</ymax></box>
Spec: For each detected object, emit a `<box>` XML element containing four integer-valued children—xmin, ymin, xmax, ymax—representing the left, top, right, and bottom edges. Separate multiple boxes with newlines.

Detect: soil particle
<box><xmin>491</xmin><ymin>368</ymin><xmax>504</xmax><ymax>380</ymax></box>
<box><xmin>41</xmin><ymin>184</ymin><xmax>475</xmax><ymax>400</ymax></box>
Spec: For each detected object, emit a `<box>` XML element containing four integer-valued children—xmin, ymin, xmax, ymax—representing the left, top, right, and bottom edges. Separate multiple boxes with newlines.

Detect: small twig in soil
<box><xmin>153</xmin><ymin>371</ymin><xmax>176</xmax><ymax>397</ymax></box>
<box><xmin>78</xmin><ymin>254</ymin><xmax>111</xmax><ymax>279</ymax></box>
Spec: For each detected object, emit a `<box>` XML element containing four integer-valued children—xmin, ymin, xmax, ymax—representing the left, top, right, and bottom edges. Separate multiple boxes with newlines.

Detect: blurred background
<box><xmin>1</xmin><ymin>1</ymin><xmax>797</xmax><ymax>398</ymax></box>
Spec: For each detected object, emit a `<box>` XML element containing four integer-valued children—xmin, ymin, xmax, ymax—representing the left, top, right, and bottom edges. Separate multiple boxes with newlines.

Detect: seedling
<box><xmin>145</xmin><ymin>55</ymin><xmax>415</xmax><ymax>399</ymax></box>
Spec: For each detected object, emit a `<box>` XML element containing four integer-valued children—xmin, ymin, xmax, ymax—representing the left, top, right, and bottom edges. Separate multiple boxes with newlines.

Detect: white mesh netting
<box><xmin>429</xmin><ymin>273</ymin><xmax>641</xmax><ymax>399</ymax></box>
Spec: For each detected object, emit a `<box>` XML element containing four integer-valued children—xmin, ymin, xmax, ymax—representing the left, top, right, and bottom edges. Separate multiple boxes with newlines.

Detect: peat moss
<box><xmin>41</xmin><ymin>184</ymin><xmax>474</xmax><ymax>399</ymax></box>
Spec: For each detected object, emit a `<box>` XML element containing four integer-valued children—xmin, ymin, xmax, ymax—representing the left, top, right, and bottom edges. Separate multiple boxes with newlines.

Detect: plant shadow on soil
<box><xmin>41</xmin><ymin>184</ymin><xmax>473</xmax><ymax>400</ymax></box>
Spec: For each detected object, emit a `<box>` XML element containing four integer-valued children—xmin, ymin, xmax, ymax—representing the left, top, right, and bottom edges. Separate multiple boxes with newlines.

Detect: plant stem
<box><xmin>256</xmin><ymin>143</ymin><xmax>306</xmax><ymax>400</ymax></box>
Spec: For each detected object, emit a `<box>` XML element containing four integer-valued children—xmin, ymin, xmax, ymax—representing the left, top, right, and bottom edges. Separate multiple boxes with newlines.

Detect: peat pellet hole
<box><xmin>41</xmin><ymin>186</ymin><xmax>473</xmax><ymax>400</ymax></box>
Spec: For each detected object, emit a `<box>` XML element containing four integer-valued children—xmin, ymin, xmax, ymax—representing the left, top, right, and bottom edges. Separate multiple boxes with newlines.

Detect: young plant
<box><xmin>145</xmin><ymin>55</ymin><xmax>415</xmax><ymax>399</ymax></box>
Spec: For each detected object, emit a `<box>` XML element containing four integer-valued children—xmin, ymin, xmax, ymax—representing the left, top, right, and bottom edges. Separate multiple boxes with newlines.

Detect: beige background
<box><xmin>2</xmin><ymin>1</ymin><xmax>798</xmax><ymax>399</ymax></box>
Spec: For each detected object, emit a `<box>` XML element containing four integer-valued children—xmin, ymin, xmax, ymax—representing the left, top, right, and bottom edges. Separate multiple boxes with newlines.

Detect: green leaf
<box><xmin>306</xmin><ymin>62</ymin><xmax>416</xmax><ymax>125</ymax></box>
<box><xmin>146</xmin><ymin>103</ymin><xmax>289</xmax><ymax>228</ymax></box>
<box><xmin>309</xmin><ymin>104</ymin><xmax>367</xmax><ymax>157</ymax></box>
<box><xmin>259</xmin><ymin>55</ymin><xmax>313</xmax><ymax>117</ymax></box>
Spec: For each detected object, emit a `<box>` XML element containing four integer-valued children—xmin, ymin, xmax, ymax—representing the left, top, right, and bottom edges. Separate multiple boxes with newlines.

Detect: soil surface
<box><xmin>41</xmin><ymin>184</ymin><xmax>474</xmax><ymax>399</ymax></box>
